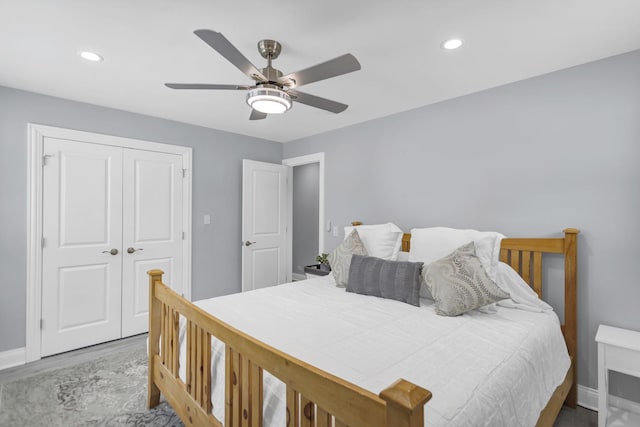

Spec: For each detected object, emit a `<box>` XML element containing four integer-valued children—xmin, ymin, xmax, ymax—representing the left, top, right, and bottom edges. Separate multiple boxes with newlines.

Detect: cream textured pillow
<box><xmin>424</xmin><ymin>242</ymin><xmax>510</xmax><ymax>316</ymax></box>
<box><xmin>328</xmin><ymin>229</ymin><xmax>368</xmax><ymax>287</ymax></box>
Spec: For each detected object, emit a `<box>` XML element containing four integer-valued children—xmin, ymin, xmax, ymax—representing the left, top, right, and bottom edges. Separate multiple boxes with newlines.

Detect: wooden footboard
<box><xmin>147</xmin><ymin>270</ymin><xmax>432</xmax><ymax>427</ymax></box>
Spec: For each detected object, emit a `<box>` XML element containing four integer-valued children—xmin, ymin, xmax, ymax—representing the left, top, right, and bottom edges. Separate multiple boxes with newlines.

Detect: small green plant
<box><xmin>316</xmin><ymin>253</ymin><xmax>329</xmax><ymax>265</ymax></box>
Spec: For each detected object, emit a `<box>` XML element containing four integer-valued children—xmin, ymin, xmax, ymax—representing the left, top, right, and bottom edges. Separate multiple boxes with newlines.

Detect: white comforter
<box><xmin>178</xmin><ymin>275</ymin><xmax>570</xmax><ymax>427</ymax></box>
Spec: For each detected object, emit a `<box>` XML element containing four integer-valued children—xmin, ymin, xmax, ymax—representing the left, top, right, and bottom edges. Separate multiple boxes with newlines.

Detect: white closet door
<box><xmin>121</xmin><ymin>149</ymin><xmax>183</xmax><ymax>337</ymax></box>
<box><xmin>41</xmin><ymin>138</ymin><xmax>123</xmax><ymax>357</ymax></box>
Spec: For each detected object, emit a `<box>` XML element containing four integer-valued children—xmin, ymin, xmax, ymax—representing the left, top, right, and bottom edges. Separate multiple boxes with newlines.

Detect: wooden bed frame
<box><xmin>147</xmin><ymin>227</ymin><xmax>579</xmax><ymax>427</ymax></box>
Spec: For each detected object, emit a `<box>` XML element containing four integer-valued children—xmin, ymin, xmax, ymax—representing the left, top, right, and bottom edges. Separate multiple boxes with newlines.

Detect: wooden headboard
<box><xmin>350</xmin><ymin>221</ymin><xmax>579</xmax><ymax>407</ymax></box>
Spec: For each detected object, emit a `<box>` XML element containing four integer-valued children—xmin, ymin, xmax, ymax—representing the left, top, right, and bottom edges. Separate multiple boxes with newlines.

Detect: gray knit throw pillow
<box><xmin>347</xmin><ymin>255</ymin><xmax>423</xmax><ymax>306</ymax></box>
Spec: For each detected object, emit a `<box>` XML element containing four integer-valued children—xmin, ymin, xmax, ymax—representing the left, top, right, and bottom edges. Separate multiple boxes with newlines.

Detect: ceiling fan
<box><xmin>165</xmin><ymin>30</ymin><xmax>361</xmax><ymax>120</ymax></box>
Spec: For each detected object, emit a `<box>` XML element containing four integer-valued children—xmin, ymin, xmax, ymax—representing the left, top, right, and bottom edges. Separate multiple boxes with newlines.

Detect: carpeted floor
<box><xmin>0</xmin><ymin>343</ymin><xmax>181</xmax><ymax>426</ymax></box>
<box><xmin>0</xmin><ymin>336</ymin><xmax>596</xmax><ymax>426</ymax></box>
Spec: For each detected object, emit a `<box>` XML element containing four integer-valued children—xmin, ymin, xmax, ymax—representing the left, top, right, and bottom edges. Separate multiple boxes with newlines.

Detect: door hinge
<box><xmin>41</xmin><ymin>237</ymin><xmax>46</xmax><ymax>248</ymax></box>
<box><xmin>182</xmin><ymin>231</ymin><xmax>185</xmax><ymax>240</ymax></box>
<box><xmin>42</xmin><ymin>154</ymin><xmax>53</xmax><ymax>166</ymax></box>
<box><xmin>182</xmin><ymin>169</ymin><xmax>187</xmax><ymax>178</ymax></box>
<box><xmin>40</xmin><ymin>319</ymin><xmax>44</xmax><ymax>330</ymax></box>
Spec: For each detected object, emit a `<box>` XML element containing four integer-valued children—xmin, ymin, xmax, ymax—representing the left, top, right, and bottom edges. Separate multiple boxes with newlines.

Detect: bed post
<box><xmin>147</xmin><ymin>269</ymin><xmax>164</xmax><ymax>409</ymax></box>
<box><xmin>563</xmin><ymin>229</ymin><xmax>579</xmax><ymax>408</ymax></box>
<box><xmin>379</xmin><ymin>379</ymin><xmax>432</xmax><ymax>427</ymax></box>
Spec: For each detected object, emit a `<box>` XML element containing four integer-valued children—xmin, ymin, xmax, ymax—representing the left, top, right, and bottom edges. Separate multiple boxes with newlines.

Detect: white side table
<box><xmin>596</xmin><ymin>324</ymin><xmax>640</xmax><ymax>426</ymax></box>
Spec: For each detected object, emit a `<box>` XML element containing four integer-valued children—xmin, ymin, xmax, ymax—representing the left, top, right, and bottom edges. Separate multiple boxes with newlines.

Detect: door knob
<box><xmin>127</xmin><ymin>247</ymin><xmax>144</xmax><ymax>254</ymax></box>
<box><xmin>102</xmin><ymin>248</ymin><xmax>119</xmax><ymax>255</ymax></box>
<box><xmin>244</xmin><ymin>241</ymin><xmax>256</xmax><ymax>247</ymax></box>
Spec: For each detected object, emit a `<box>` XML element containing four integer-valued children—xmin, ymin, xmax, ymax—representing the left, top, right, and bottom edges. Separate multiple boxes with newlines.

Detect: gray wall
<box><xmin>0</xmin><ymin>85</ymin><xmax>282</xmax><ymax>352</ymax></box>
<box><xmin>284</xmin><ymin>50</ymin><xmax>640</xmax><ymax>395</ymax></box>
<box><xmin>292</xmin><ymin>163</ymin><xmax>320</xmax><ymax>275</ymax></box>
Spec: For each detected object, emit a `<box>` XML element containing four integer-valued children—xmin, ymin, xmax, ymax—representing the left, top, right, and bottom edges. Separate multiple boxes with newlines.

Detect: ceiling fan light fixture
<box><xmin>246</xmin><ymin>87</ymin><xmax>292</xmax><ymax>114</ymax></box>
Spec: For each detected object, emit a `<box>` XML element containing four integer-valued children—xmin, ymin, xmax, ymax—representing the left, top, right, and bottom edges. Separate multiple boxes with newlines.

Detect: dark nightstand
<box><xmin>303</xmin><ymin>264</ymin><xmax>331</xmax><ymax>279</ymax></box>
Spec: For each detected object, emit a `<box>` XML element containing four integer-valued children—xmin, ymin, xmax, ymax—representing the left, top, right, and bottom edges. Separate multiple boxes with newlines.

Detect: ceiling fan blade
<box><xmin>165</xmin><ymin>83</ymin><xmax>251</xmax><ymax>90</ymax></box>
<box><xmin>279</xmin><ymin>54</ymin><xmax>361</xmax><ymax>88</ymax></box>
<box><xmin>289</xmin><ymin>90</ymin><xmax>348</xmax><ymax>114</ymax></box>
<box><xmin>249</xmin><ymin>110</ymin><xmax>268</xmax><ymax>120</ymax></box>
<box><xmin>194</xmin><ymin>30</ymin><xmax>266</xmax><ymax>82</ymax></box>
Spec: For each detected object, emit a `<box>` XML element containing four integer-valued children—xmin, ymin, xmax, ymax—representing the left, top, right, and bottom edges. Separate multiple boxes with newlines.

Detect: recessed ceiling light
<box><xmin>441</xmin><ymin>39</ymin><xmax>463</xmax><ymax>50</ymax></box>
<box><xmin>79</xmin><ymin>51</ymin><xmax>103</xmax><ymax>62</ymax></box>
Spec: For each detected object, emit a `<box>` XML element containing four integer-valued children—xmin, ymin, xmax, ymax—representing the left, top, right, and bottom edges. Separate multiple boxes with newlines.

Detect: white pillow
<box><xmin>343</xmin><ymin>223</ymin><xmax>403</xmax><ymax>260</ymax></box>
<box><xmin>494</xmin><ymin>262</ymin><xmax>553</xmax><ymax>312</ymax></box>
<box><xmin>396</xmin><ymin>251</ymin><xmax>410</xmax><ymax>262</ymax></box>
<box><xmin>408</xmin><ymin>227</ymin><xmax>504</xmax><ymax>281</ymax></box>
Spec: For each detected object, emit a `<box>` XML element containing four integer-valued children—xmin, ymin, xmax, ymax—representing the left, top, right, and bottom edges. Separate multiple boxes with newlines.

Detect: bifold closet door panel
<box><xmin>41</xmin><ymin>138</ymin><xmax>123</xmax><ymax>357</ymax></box>
<box><xmin>121</xmin><ymin>149</ymin><xmax>184</xmax><ymax>337</ymax></box>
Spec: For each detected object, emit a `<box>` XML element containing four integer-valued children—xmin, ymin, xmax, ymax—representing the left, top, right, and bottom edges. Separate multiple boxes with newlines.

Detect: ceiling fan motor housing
<box><xmin>260</xmin><ymin>66</ymin><xmax>284</xmax><ymax>84</ymax></box>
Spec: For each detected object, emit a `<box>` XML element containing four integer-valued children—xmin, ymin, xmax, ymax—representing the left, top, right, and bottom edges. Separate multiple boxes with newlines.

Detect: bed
<box><xmin>147</xmin><ymin>226</ymin><xmax>579</xmax><ymax>427</ymax></box>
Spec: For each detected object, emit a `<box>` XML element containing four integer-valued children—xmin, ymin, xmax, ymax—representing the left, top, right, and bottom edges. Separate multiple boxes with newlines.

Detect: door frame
<box><xmin>26</xmin><ymin>123</ymin><xmax>192</xmax><ymax>362</ymax></box>
<box><xmin>282</xmin><ymin>152</ymin><xmax>325</xmax><ymax>281</ymax></box>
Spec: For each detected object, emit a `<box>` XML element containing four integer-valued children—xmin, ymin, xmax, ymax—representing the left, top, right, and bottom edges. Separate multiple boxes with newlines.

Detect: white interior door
<box><xmin>41</xmin><ymin>138</ymin><xmax>123</xmax><ymax>357</ymax></box>
<box><xmin>242</xmin><ymin>160</ymin><xmax>288</xmax><ymax>291</ymax></box>
<box><xmin>121</xmin><ymin>149</ymin><xmax>183</xmax><ymax>336</ymax></box>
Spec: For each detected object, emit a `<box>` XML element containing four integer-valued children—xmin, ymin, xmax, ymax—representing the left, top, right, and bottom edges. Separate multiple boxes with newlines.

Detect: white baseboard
<box><xmin>578</xmin><ymin>384</ymin><xmax>640</xmax><ymax>414</ymax></box>
<box><xmin>0</xmin><ymin>347</ymin><xmax>26</xmax><ymax>371</ymax></box>
<box><xmin>579</xmin><ymin>384</ymin><xmax>600</xmax><ymax>411</ymax></box>
<box><xmin>292</xmin><ymin>273</ymin><xmax>306</xmax><ymax>281</ymax></box>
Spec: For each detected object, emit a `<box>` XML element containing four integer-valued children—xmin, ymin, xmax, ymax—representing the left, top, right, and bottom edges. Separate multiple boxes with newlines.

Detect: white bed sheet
<box><xmin>177</xmin><ymin>275</ymin><xmax>570</xmax><ymax>427</ymax></box>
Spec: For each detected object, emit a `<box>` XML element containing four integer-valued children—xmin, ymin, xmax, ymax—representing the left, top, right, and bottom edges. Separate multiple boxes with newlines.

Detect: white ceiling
<box><xmin>1</xmin><ymin>1</ymin><xmax>639</xmax><ymax>143</ymax></box>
